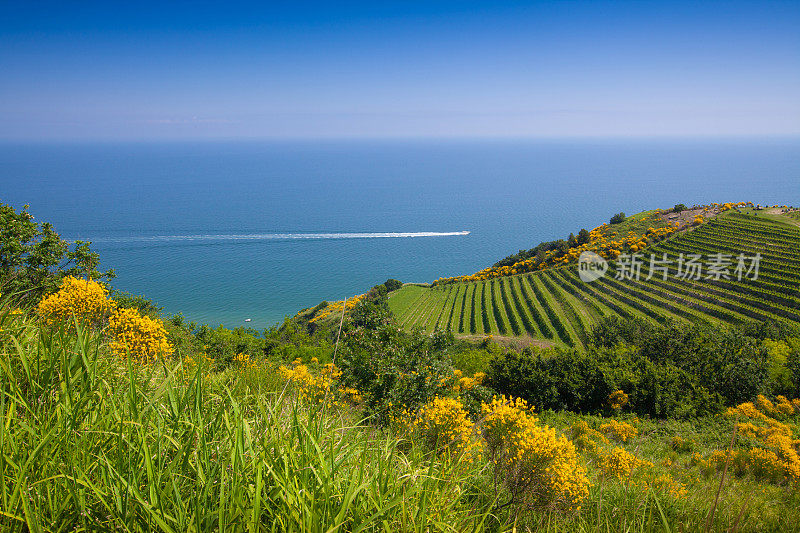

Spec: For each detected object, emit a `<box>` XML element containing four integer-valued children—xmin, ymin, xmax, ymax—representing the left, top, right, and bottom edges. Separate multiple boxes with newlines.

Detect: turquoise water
<box><xmin>2</xmin><ymin>138</ymin><xmax>798</xmax><ymax>329</ymax></box>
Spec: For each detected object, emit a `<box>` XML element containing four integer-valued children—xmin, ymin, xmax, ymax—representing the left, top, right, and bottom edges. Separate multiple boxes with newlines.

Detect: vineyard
<box><xmin>389</xmin><ymin>211</ymin><xmax>800</xmax><ymax>347</ymax></box>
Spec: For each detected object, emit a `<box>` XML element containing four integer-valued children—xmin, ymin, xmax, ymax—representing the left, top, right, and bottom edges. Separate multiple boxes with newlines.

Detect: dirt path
<box><xmin>455</xmin><ymin>333</ymin><xmax>556</xmax><ymax>350</ymax></box>
<box><xmin>765</xmin><ymin>208</ymin><xmax>800</xmax><ymax>228</ymax></box>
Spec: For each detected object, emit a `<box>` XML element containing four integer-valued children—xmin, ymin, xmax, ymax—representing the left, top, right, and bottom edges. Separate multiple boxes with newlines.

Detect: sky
<box><xmin>1</xmin><ymin>0</ymin><xmax>799</xmax><ymax>140</ymax></box>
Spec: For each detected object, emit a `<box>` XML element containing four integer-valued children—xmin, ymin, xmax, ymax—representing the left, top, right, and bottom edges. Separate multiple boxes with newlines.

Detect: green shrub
<box><xmin>487</xmin><ymin>316</ymin><xmax>781</xmax><ymax>418</ymax></box>
<box><xmin>383</xmin><ymin>278</ymin><xmax>403</xmax><ymax>292</ymax></box>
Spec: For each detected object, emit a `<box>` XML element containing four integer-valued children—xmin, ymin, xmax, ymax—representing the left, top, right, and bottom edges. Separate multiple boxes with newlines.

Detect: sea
<box><xmin>2</xmin><ymin>138</ymin><xmax>798</xmax><ymax>330</ymax></box>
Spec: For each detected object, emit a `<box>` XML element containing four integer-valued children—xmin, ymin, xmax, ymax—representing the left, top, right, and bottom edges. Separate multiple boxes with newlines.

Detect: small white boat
<box><xmin>244</xmin><ymin>318</ymin><xmax>252</xmax><ymax>322</ymax></box>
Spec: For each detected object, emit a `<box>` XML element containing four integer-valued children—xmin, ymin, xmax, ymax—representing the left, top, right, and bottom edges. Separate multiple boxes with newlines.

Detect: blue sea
<box><xmin>2</xmin><ymin>138</ymin><xmax>798</xmax><ymax>330</ymax></box>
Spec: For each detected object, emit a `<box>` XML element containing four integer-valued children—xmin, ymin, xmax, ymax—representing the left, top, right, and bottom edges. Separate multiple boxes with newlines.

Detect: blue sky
<box><xmin>1</xmin><ymin>0</ymin><xmax>798</xmax><ymax>140</ymax></box>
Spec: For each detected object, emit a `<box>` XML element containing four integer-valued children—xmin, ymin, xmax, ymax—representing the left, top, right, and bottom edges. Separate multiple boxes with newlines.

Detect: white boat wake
<box><xmin>86</xmin><ymin>231</ymin><xmax>471</xmax><ymax>244</ymax></box>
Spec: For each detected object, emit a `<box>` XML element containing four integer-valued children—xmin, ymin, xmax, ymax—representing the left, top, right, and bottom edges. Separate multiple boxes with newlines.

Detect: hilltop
<box><xmin>385</xmin><ymin>202</ymin><xmax>800</xmax><ymax>348</ymax></box>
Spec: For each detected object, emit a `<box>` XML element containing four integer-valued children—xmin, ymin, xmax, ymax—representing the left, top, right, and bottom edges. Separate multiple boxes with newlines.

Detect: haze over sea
<box><xmin>2</xmin><ymin>138</ymin><xmax>798</xmax><ymax>329</ymax></box>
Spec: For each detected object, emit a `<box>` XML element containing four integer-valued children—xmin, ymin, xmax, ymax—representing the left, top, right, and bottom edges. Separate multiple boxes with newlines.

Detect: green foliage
<box><xmin>111</xmin><ymin>290</ymin><xmax>163</xmax><ymax>317</ymax></box>
<box><xmin>336</xmin><ymin>294</ymin><xmax>478</xmax><ymax>420</ymax></box>
<box><xmin>787</xmin><ymin>338</ymin><xmax>800</xmax><ymax>397</ymax></box>
<box><xmin>383</xmin><ymin>278</ymin><xmax>403</xmax><ymax>292</ymax></box>
<box><xmin>451</xmin><ymin>347</ymin><xmax>494</xmax><ymax>375</ymax></box>
<box><xmin>488</xmin><ymin>317</ymin><xmax>788</xmax><ymax>418</ymax></box>
<box><xmin>673</xmin><ymin>204</ymin><xmax>688</xmax><ymax>212</ymax></box>
<box><xmin>193</xmin><ymin>323</ymin><xmax>266</xmax><ymax>366</ymax></box>
<box><xmin>610</xmin><ymin>211</ymin><xmax>626</xmax><ymax>224</ymax></box>
<box><xmin>567</xmin><ymin>232</ymin><xmax>578</xmax><ymax>248</ymax></box>
<box><xmin>493</xmin><ymin>238</ymin><xmax>568</xmax><ymax>268</ymax></box>
<box><xmin>306</xmin><ymin>313</ymin><xmax>484</xmax><ymax>414</ymax></box>
<box><xmin>0</xmin><ymin>202</ymin><xmax>114</xmax><ymax>305</ymax></box>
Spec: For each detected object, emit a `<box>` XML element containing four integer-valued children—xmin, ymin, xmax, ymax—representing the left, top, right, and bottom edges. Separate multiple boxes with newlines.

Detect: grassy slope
<box><xmin>3</xmin><ymin>309</ymin><xmax>798</xmax><ymax>532</ymax></box>
<box><xmin>389</xmin><ymin>210</ymin><xmax>800</xmax><ymax>346</ymax></box>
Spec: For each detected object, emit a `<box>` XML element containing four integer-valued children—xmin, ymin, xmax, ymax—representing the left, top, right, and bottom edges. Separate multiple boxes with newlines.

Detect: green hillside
<box><xmin>389</xmin><ymin>210</ymin><xmax>800</xmax><ymax>347</ymax></box>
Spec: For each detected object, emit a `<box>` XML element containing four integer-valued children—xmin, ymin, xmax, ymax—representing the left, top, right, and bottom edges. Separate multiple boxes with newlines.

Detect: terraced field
<box><xmin>388</xmin><ymin>212</ymin><xmax>800</xmax><ymax>347</ymax></box>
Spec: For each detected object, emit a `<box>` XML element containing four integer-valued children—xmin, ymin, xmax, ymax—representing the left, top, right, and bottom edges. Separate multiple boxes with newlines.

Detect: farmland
<box><xmin>389</xmin><ymin>211</ymin><xmax>800</xmax><ymax>347</ymax></box>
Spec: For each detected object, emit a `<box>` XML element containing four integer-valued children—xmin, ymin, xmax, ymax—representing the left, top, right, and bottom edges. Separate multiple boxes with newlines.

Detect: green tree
<box><xmin>567</xmin><ymin>232</ymin><xmax>578</xmax><ymax>248</ymax></box>
<box><xmin>0</xmin><ymin>203</ymin><xmax>114</xmax><ymax>304</ymax></box>
<box><xmin>577</xmin><ymin>228</ymin><xmax>590</xmax><ymax>245</ymax></box>
<box><xmin>383</xmin><ymin>278</ymin><xmax>403</xmax><ymax>292</ymax></box>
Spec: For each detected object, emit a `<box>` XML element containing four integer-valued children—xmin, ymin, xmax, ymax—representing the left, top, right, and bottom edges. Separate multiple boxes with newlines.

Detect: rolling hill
<box><xmin>389</xmin><ymin>208</ymin><xmax>800</xmax><ymax>348</ymax></box>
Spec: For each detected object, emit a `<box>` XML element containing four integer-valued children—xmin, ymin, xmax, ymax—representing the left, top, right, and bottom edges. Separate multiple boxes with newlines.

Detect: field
<box><xmin>389</xmin><ymin>211</ymin><xmax>800</xmax><ymax>347</ymax></box>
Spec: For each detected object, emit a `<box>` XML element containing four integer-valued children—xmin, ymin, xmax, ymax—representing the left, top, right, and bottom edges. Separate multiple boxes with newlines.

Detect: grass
<box><xmin>1</xmin><ymin>305</ymin><xmax>799</xmax><ymax>531</ymax></box>
<box><xmin>0</xmin><ymin>310</ymin><xmax>501</xmax><ymax>532</ymax></box>
<box><xmin>389</xmin><ymin>210</ymin><xmax>800</xmax><ymax>346</ymax></box>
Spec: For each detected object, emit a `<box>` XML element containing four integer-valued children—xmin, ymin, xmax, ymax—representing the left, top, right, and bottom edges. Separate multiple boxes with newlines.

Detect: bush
<box><xmin>609</xmin><ymin>212</ymin><xmax>626</xmax><ymax>224</ymax></box>
<box><xmin>37</xmin><ymin>276</ymin><xmax>114</xmax><ymax>327</ymax></box>
<box><xmin>111</xmin><ymin>290</ymin><xmax>163</xmax><ymax>318</ymax></box>
<box><xmin>108</xmin><ymin>307</ymin><xmax>174</xmax><ymax>361</ymax></box>
<box><xmin>413</xmin><ymin>396</ymin><xmax>483</xmax><ymax>460</ymax></box>
<box><xmin>194</xmin><ymin>323</ymin><xmax>266</xmax><ymax>366</ymax></box>
<box><xmin>482</xmin><ymin>396</ymin><xmax>589</xmax><ymax>511</ymax></box>
<box><xmin>489</xmin><ymin>317</ymin><xmax>782</xmax><ymax>418</ymax></box>
<box><xmin>336</xmin><ymin>295</ymin><xmax>465</xmax><ymax>420</ymax></box>
<box><xmin>383</xmin><ymin>278</ymin><xmax>403</xmax><ymax>292</ymax></box>
<box><xmin>487</xmin><ymin>347</ymin><xmax>617</xmax><ymax>413</ymax></box>
<box><xmin>673</xmin><ymin>204</ymin><xmax>688</xmax><ymax>212</ymax></box>
<box><xmin>0</xmin><ymin>202</ymin><xmax>114</xmax><ymax>305</ymax></box>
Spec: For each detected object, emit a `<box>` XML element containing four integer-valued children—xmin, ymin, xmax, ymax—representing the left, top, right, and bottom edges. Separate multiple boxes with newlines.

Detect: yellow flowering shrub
<box><xmin>413</xmin><ymin>396</ymin><xmax>482</xmax><ymax>461</ymax></box>
<box><xmin>278</xmin><ymin>361</ymin><xmax>343</xmax><ymax>405</ymax></box>
<box><xmin>775</xmin><ymin>395</ymin><xmax>797</xmax><ymax>418</ymax></box>
<box><xmin>608</xmin><ymin>390</ymin><xmax>629</xmax><ymax>410</ymax></box>
<box><xmin>233</xmin><ymin>352</ymin><xmax>256</xmax><ymax>368</ymax></box>
<box><xmin>308</xmin><ymin>294</ymin><xmax>365</xmax><ymax>323</ymax></box>
<box><xmin>340</xmin><ymin>387</ymin><xmax>363</xmax><ymax>404</ymax></box>
<box><xmin>755</xmin><ymin>394</ymin><xmax>776</xmax><ymax>416</ymax></box>
<box><xmin>570</xmin><ymin>420</ymin><xmax>609</xmax><ymax>454</ymax></box>
<box><xmin>646</xmin><ymin>474</ymin><xmax>687</xmax><ymax>499</ymax></box>
<box><xmin>449</xmin><ymin>370</ymin><xmax>486</xmax><ymax>392</ymax></box>
<box><xmin>182</xmin><ymin>353</ymin><xmax>215</xmax><ymax>381</ymax></box>
<box><xmin>598</xmin><ymin>447</ymin><xmax>652</xmax><ymax>479</ymax></box>
<box><xmin>482</xmin><ymin>396</ymin><xmax>589</xmax><ymax>511</ymax></box>
<box><xmin>599</xmin><ymin>419</ymin><xmax>638</xmax><ymax>442</ymax></box>
<box><xmin>107</xmin><ymin>307</ymin><xmax>173</xmax><ymax>361</ymax></box>
<box><xmin>696</xmin><ymin>396</ymin><xmax>800</xmax><ymax>485</ymax></box>
<box><xmin>670</xmin><ymin>435</ymin><xmax>694</xmax><ymax>453</ymax></box>
<box><xmin>37</xmin><ymin>276</ymin><xmax>114</xmax><ymax>325</ymax></box>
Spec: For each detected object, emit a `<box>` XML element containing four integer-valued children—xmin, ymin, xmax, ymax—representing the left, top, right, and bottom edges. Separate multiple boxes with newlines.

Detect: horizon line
<box><xmin>2</xmin><ymin>133</ymin><xmax>799</xmax><ymax>144</ymax></box>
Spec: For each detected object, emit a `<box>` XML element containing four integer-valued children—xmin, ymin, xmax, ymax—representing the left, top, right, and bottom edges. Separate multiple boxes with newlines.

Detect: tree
<box><xmin>673</xmin><ymin>204</ymin><xmax>688</xmax><ymax>213</ymax></box>
<box><xmin>577</xmin><ymin>228</ymin><xmax>590</xmax><ymax>245</ymax></box>
<box><xmin>383</xmin><ymin>278</ymin><xmax>403</xmax><ymax>292</ymax></box>
<box><xmin>610</xmin><ymin>212</ymin><xmax>626</xmax><ymax>225</ymax></box>
<box><xmin>567</xmin><ymin>233</ymin><xmax>578</xmax><ymax>248</ymax></box>
<box><xmin>0</xmin><ymin>203</ymin><xmax>114</xmax><ymax>304</ymax></box>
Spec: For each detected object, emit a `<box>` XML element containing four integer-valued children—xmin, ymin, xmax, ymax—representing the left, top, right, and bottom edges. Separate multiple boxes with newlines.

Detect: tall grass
<box><xmin>0</xmin><ymin>309</ymin><xmax>500</xmax><ymax>532</ymax></box>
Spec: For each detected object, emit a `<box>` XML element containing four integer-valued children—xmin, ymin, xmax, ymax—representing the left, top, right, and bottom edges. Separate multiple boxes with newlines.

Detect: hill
<box><xmin>389</xmin><ymin>205</ymin><xmax>800</xmax><ymax>347</ymax></box>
